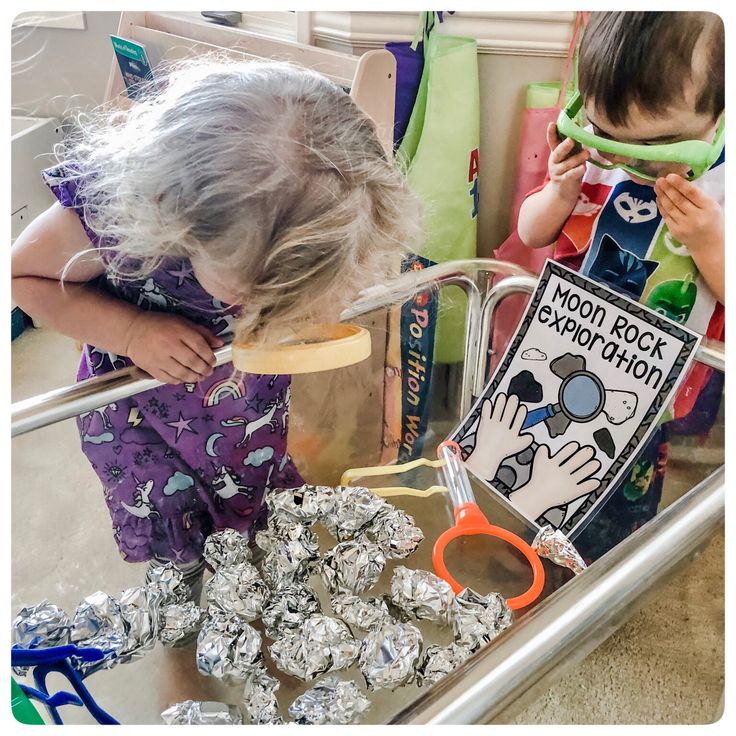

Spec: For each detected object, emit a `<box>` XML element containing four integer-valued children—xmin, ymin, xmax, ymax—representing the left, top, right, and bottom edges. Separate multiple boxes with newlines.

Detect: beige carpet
<box><xmin>11</xmin><ymin>326</ymin><xmax>724</xmax><ymax>724</ymax></box>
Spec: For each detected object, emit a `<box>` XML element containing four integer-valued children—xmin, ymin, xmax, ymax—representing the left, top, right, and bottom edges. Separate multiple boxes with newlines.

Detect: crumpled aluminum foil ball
<box><xmin>161</xmin><ymin>700</ymin><xmax>242</xmax><ymax>725</ymax></box>
<box><xmin>390</xmin><ymin>566</ymin><xmax>455</xmax><ymax>625</ymax></box>
<box><xmin>452</xmin><ymin>588</ymin><xmax>513</xmax><ymax>651</ymax></box>
<box><xmin>269</xmin><ymin>614</ymin><xmax>360</xmax><ymax>681</ymax></box>
<box><xmin>358</xmin><ymin>621</ymin><xmax>423</xmax><ymax>691</ymax></box>
<box><xmin>289</xmin><ymin>675</ymin><xmax>371</xmax><ymax>725</ymax></box>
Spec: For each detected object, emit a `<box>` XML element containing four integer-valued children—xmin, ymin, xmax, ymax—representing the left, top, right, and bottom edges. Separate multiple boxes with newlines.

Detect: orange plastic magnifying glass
<box><xmin>432</xmin><ymin>440</ymin><xmax>545</xmax><ymax>611</ymax></box>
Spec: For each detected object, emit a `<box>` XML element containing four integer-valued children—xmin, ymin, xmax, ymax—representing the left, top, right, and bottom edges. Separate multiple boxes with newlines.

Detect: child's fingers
<box><xmin>655</xmin><ymin>178</ymin><xmax>696</xmax><ymax>217</ymax></box>
<box><xmin>559</xmin><ymin>163</ymin><xmax>587</xmax><ymax>182</ymax></box>
<box><xmin>190</xmin><ymin>322</ymin><xmax>225</xmax><ymax>349</ymax></box>
<box><xmin>551</xmin><ymin>150</ymin><xmax>588</xmax><ymax>176</ymax></box>
<box><xmin>152</xmin><ymin>367</ymin><xmax>186</xmax><ymax>385</ymax></box>
<box><xmin>175</xmin><ymin>346</ymin><xmax>214</xmax><ymax>377</ymax></box>
<box><xmin>181</xmin><ymin>331</ymin><xmax>218</xmax><ymax>366</ymax></box>
<box><xmin>549</xmin><ymin>136</ymin><xmax>576</xmax><ymax>164</ymax></box>
<box><xmin>662</xmin><ymin>173</ymin><xmax>709</xmax><ymax>209</ymax></box>
<box><xmin>546</xmin><ymin>122</ymin><xmax>562</xmax><ymax>152</ymax></box>
<box><xmin>167</xmin><ymin>351</ymin><xmax>211</xmax><ymax>382</ymax></box>
<box><xmin>656</xmin><ymin>189</ymin><xmax>685</xmax><ymax>225</ymax></box>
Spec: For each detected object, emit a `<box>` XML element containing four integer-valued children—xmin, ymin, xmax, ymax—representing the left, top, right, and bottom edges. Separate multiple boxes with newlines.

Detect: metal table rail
<box><xmin>12</xmin><ymin>258</ymin><xmax>531</xmax><ymax>436</ymax></box>
<box><xmin>11</xmin><ymin>258</ymin><xmax>725</xmax><ymax>724</ymax></box>
<box><xmin>391</xmin><ymin>465</ymin><xmax>724</xmax><ymax>723</ymax></box>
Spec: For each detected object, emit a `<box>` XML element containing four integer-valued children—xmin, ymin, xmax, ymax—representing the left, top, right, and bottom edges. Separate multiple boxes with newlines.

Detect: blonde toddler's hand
<box><xmin>125</xmin><ymin>312</ymin><xmax>224</xmax><ymax>384</ymax></box>
<box><xmin>545</xmin><ymin>122</ymin><xmax>590</xmax><ymax>205</ymax></box>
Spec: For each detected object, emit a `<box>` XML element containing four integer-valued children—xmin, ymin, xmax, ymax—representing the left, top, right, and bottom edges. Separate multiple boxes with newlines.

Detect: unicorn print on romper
<box><xmin>42</xmin><ymin>164</ymin><xmax>304</xmax><ymax>565</ymax></box>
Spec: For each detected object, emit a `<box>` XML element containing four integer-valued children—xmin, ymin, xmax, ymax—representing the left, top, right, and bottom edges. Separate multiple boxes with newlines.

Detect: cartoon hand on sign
<box><xmin>464</xmin><ymin>393</ymin><xmax>533</xmax><ymax>481</ymax></box>
<box><xmin>509</xmin><ymin>442</ymin><xmax>601</xmax><ymax>520</ymax></box>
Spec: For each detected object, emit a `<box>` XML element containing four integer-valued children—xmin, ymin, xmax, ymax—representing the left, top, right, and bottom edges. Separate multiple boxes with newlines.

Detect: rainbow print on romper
<box><xmin>203</xmin><ymin>377</ymin><xmax>245</xmax><ymax>407</ymax></box>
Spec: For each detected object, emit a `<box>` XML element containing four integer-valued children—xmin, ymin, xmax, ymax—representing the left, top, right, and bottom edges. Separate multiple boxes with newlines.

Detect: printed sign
<box><xmin>398</xmin><ymin>254</ymin><xmax>438</xmax><ymax>462</ymax></box>
<box><xmin>451</xmin><ymin>260</ymin><xmax>701</xmax><ymax>537</ymax></box>
<box><xmin>111</xmin><ymin>35</ymin><xmax>154</xmax><ymax>100</ymax></box>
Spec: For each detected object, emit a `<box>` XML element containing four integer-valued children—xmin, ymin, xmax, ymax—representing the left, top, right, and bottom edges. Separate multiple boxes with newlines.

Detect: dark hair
<box><xmin>578</xmin><ymin>12</ymin><xmax>724</xmax><ymax>126</ymax></box>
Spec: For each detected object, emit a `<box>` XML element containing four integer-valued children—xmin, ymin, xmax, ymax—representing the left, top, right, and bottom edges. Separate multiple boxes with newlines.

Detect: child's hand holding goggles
<box><xmin>555</xmin><ymin>91</ymin><xmax>725</xmax><ymax>256</ymax></box>
<box><xmin>556</xmin><ymin>91</ymin><xmax>725</xmax><ymax>183</ymax></box>
<box><xmin>545</xmin><ymin>121</ymin><xmax>590</xmax><ymax>207</ymax></box>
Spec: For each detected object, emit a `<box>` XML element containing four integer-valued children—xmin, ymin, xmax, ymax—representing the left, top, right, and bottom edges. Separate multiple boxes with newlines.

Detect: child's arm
<box><xmin>12</xmin><ymin>203</ymin><xmax>223</xmax><ymax>384</ymax></box>
<box><xmin>517</xmin><ymin>123</ymin><xmax>590</xmax><ymax>249</ymax></box>
<box><xmin>654</xmin><ymin>174</ymin><xmax>725</xmax><ymax>304</ymax></box>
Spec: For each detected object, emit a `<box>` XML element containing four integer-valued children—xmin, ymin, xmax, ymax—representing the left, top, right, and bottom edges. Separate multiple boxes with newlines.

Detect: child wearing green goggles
<box><xmin>518</xmin><ymin>12</ymin><xmax>724</xmax><ymax>306</ymax></box>
<box><xmin>516</xmin><ymin>12</ymin><xmax>724</xmax><ymax>562</ymax></box>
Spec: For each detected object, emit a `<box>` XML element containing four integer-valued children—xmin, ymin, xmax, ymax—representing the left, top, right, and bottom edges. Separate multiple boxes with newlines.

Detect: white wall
<box><xmin>10</xmin><ymin>11</ymin><xmax>571</xmax><ymax>255</ymax></box>
<box><xmin>11</xmin><ymin>12</ymin><xmax>121</xmax><ymax>119</ymax></box>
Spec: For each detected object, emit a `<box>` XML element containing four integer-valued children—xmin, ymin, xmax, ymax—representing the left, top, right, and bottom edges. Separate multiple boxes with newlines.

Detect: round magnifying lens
<box><xmin>561</xmin><ymin>373</ymin><xmax>604</xmax><ymax>420</ymax></box>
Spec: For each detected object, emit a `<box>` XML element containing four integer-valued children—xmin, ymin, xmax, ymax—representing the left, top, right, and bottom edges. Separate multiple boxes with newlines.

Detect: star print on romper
<box><xmin>166</xmin><ymin>412</ymin><xmax>198</xmax><ymax>442</ymax></box>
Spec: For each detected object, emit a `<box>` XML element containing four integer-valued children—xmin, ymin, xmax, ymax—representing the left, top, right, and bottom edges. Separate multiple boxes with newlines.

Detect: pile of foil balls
<box><xmin>13</xmin><ymin>484</ymin><xmax>585</xmax><ymax>725</ymax></box>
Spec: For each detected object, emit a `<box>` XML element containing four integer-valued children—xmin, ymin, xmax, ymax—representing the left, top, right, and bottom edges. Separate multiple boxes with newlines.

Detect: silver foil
<box><xmin>366</xmin><ymin>507</ymin><xmax>424</xmax><ymax>559</ymax></box>
<box><xmin>205</xmin><ymin>562</ymin><xmax>268</xmax><ymax>621</ymax></box>
<box><xmin>418</xmin><ymin>643</ymin><xmax>473</xmax><ymax>686</ymax></box>
<box><xmin>73</xmin><ymin>631</ymin><xmax>127</xmax><ymax>677</ymax></box>
<box><xmin>161</xmin><ymin>700</ymin><xmax>242</xmax><ymax>725</ymax></box>
<box><xmin>331</xmin><ymin>594</ymin><xmax>391</xmax><ymax>631</ymax></box>
<box><xmin>159</xmin><ymin>602</ymin><xmax>205</xmax><ymax>647</ymax></box>
<box><xmin>266</xmin><ymin>485</ymin><xmax>325</xmax><ymax>525</ymax></box>
<box><xmin>269</xmin><ymin>614</ymin><xmax>360</xmax><ymax>681</ymax></box>
<box><xmin>13</xmin><ymin>601</ymin><xmax>71</xmax><ymax>649</ymax></box>
<box><xmin>321</xmin><ymin>539</ymin><xmax>386</xmax><ymax>595</ymax></box>
<box><xmin>259</xmin><ymin>522</ymin><xmax>320</xmax><ymax>589</ymax></box>
<box><xmin>390</xmin><ymin>566</ymin><xmax>455</xmax><ymax>625</ymax></box>
<box><xmin>289</xmin><ymin>675</ymin><xmax>371</xmax><ymax>725</ymax></box>
<box><xmin>532</xmin><ymin>525</ymin><xmax>587</xmax><ymax>575</ymax></box>
<box><xmin>117</xmin><ymin>586</ymin><xmax>161</xmax><ymax>662</ymax></box>
<box><xmin>261</xmin><ymin>583</ymin><xmax>321</xmax><ymax>639</ymax></box>
<box><xmin>241</xmin><ymin>664</ymin><xmax>283</xmax><ymax>725</ymax></box>
<box><xmin>452</xmin><ymin>588</ymin><xmax>513</xmax><ymax>651</ymax></box>
<box><xmin>70</xmin><ymin>590</ymin><xmax>125</xmax><ymax>643</ymax></box>
<box><xmin>67</xmin><ymin>591</ymin><xmax>129</xmax><ymax>675</ymax></box>
<box><xmin>196</xmin><ymin>614</ymin><xmax>262</xmax><ymax>683</ymax></box>
<box><xmin>203</xmin><ymin>528</ymin><xmax>252</xmax><ymax>570</ymax></box>
<box><xmin>145</xmin><ymin>562</ymin><xmax>192</xmax><ymax>604</ymax></box>
<box><xmin>358</xmin><ymin>621</ymin><xmax>423</xmax><ymax>691</ymax></box>
<box><xmin>320</xmin><ymin>486</ymin><xmax>389</xmax><ymax>541</ymax></box>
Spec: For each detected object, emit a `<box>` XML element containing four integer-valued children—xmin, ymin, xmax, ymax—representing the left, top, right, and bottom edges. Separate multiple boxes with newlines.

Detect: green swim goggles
<box><xmin>557</xmin><ymin>91</ymin><xmax>725</xmax><ymax>182</ymax></box>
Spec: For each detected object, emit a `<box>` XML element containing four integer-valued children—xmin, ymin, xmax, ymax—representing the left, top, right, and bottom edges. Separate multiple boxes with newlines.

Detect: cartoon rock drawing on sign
<box><xmin>452</xmin><ymin>261</ymin><xmax>701</xmax><ymax>537</ymax></box>
<box><xmin>460</xmin><ymin>353</ymin><xmax>638</xmax><ymax>525</ymax></box>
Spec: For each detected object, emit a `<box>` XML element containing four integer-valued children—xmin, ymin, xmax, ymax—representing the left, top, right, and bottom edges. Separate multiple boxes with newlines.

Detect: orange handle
<box><xmin>432</xmin><ymin>503</ymin><xmax>545</xmax><ymax>611</ymax></box>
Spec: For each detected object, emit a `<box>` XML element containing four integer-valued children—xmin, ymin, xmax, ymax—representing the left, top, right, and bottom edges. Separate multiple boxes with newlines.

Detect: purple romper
<box><xmin>43</xmin><ymin>164</ymin><xmax>304</xmax><ymax>564</ymax></box>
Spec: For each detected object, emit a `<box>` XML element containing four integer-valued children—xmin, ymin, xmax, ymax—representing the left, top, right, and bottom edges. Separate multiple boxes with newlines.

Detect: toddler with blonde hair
<box><xmin>12</xmin><ymin>56</ymin><xmax>420</xmax><ymax>598</ymax></box>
